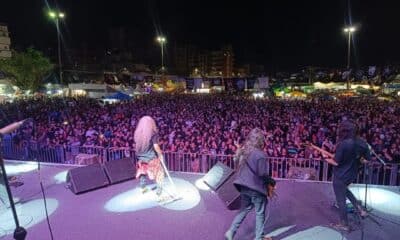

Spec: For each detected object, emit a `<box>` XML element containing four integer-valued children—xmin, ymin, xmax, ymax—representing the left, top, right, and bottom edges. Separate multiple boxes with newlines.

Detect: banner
<box><xmin>247</xmin><ymin>78</ymin><xmax>256</xmax><ymax>89</ymax></box>
<box><xmin>194</xmin><ymin>78</ymin><xmax>202</xmax><ymax>89</ymax></box>
<box><xmin>209</xmin><ymin>78</ymin><xmax>222</xmax><ymax>86</ymax></box>
<box><xmin>235</xmin><ymin>78</ymin><xmax>245</xmax><ymax>91</ymax></box>
<box><xmin>257</xmin><ymin>77</ymin><xmax>269</xmax><ymax>89</ymax></box>
<box><xmin>185</xmin><ymin>78</ymin><xmax>194</xmax><ymax>90</ymax></box>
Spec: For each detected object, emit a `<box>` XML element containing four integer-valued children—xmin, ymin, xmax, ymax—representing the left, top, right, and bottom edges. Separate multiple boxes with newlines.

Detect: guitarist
<box><xmin>330</xmin><ymin>120</ymin><xmax>371</xmax><ymax>231</ymax></box>
<box><xmin>225</xmin><ymin>128</ymin><xmax>273</xmax><ymax>240</ymax></box>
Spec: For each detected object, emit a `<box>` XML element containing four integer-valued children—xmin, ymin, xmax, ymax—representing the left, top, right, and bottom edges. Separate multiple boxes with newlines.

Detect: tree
<box><xmin>0</xmin><ymin>48</ymin><xmax>53</xmax><ymax>92</ymax></box>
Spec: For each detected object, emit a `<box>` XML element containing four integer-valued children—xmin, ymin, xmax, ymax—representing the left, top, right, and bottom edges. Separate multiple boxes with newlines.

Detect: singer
<box><xmin>331</xmin><ymin>120</ymin><xmax>371</xmax><ymax>231</ymax></box>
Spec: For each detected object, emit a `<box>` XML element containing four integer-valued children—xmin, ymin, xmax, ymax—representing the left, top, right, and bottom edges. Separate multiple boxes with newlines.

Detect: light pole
<box><xmin>49</xmin><ymin>10</ymin><xmax>65</xmax><ymax>84</ymax></box>
<box><xmin>156</xmin><ymin>36</ymin><xmax>166</xmax><ymax>72</ymax></box>
<box><xmin>344</xmin><ymin>26</ymin><xmax>356</xmax><ymax>89</ymax></box>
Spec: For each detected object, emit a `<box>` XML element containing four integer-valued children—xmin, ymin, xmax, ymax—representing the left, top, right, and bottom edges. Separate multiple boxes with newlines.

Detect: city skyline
<box><xmin>1</xmin><ymin>0</ymin><xmax>400</xmax><ymax>70</ymax></box>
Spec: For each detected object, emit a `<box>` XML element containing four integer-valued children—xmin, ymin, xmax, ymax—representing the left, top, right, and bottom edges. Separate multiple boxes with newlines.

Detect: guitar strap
<box><xmin>245</xmin><ymin>160</ymin><xmax>257</xmax><ymax>175</ymax></box>
<box><xmin>245</xmin><ymin>160</ymin><xmax>263</xmax><ymax>181</ymax></box>
<box><xmin>245</xmin><ymin>159</ymin><xmax>275</xmax><ymax>187</ymax></box>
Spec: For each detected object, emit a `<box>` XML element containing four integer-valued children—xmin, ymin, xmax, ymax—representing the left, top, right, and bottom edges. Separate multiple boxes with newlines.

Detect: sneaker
<box><xmin>141</xmin><ymin>187</ymin><xmax>149</xmax><ymax>194</ymax></box>
<box><xmin>330</xmin><ymin>223</ymin><xmax>351</xmax><ymax>232</ymax></box>
<box><xmin>156</xmin><ymin>188</ymin><xmax>163</xmax><ymax>196</ymax></box>
<box><xmin>224</xmin><ymin>230</ymin><xmax>234</xmax><ymax>240</ymax></box>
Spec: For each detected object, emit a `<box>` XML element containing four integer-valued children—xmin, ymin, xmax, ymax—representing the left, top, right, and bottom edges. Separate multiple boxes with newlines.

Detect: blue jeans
<box><xmin>139</xmin><ymin>175</ymin><xmax>147</xmax><ymax>188</ymax></box>
<box><xmin>228</xmin><ymin>187</ymin><xmax>267</xmax><ymax>240</ymax></box>
<box><xmin>139</xmin><ymin>174</ymin><xmax>162</xmax><ymax>194</ymax></box>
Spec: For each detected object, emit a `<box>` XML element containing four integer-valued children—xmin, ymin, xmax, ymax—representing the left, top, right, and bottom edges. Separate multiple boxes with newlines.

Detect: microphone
<box><xmin>0</xmin><ymin>119</ymin><xmax>32</xmax><ymax>137</ymax></box>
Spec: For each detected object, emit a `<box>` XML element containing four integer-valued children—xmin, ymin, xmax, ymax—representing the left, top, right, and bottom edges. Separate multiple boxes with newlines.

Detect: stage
<box><xmin>1</xmin><ymin>160</ymin><xmax>400</xmax><ymax>240</ymax></box>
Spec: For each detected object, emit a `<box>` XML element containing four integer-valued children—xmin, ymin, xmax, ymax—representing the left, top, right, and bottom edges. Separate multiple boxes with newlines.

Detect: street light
<box><xmin>343</xmin><ymin>26</ymin><xmax>356</xmax><ymax>89</ymax></box>
<box><xmin>156</xmin><ymin>36</ymin><xmax>166</xmax><ymax>72</ymax></box>
<box><xmin>49</xmin><ymin>10</ymin><xmax>65</xmax><ymax>84</ymax></box>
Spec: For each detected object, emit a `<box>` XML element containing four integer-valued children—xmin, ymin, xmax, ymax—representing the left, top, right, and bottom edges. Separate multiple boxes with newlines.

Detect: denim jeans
<box><xmin>228</xmin><ymin>187</ymin><xmax>267</xmax><ymax>240</ymax></box>
<box><xmin>333</xmin><ymin>179</ymin><xmax>360</xmax><ymax>225</ymax></box>
<box><xmin>139</xmin><ymin>174</ymin><xmax>162</xmax><ymax>194</ymax></box>
<box><xmin>139</xmin><ymin>175</ymin><xmax>147</xmax><ymax>188</ymax></box>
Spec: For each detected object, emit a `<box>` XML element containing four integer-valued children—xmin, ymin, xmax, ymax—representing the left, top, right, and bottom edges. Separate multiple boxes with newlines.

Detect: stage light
<box><xmin>349</xmin><ymin>185</ymin><xmax>400</xmax><ymax>216</ymax></box>
<box><xmin>54</xmin><ymin>170</ymin><xmax>68</xmax><ymax>183</ymax></box>
<box><xmin>4</xmin><ymin>162</ymin><xmax>38</xmax><ymax>175</ymax></box>
<box><xmin>0</xmin><ymin>199</ymin><xmax>59</xmax><ymax>238</ymax></box>
<box><xmin>49</xmin><ymin>11</ymin><xmax>56</xmax><ymax>18</ymax></box>
<box><xmin>104</xmin><ymin>177</ymin><xmax>200</xmax><ymax>213</ymax></box>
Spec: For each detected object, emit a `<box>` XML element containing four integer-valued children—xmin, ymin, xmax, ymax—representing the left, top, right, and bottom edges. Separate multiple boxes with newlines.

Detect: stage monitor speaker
<box><xmin>203</xmin><ymin>161</ymin><xmax>235</xmax><ymax>191</ymax></box>
<box><xmin>103</xmin><ymin>158</ymin><xmax>136</xmax><ymax>184</ymax></box>
<box><xmin>66</xmin><ymin>164</ymin><xmax>109</xmax><ymax>194</ymax></box>
<box><xmin>215</xmin><ymin>172</ymin><xmax>241</xmax><ymax>210</ymax></box>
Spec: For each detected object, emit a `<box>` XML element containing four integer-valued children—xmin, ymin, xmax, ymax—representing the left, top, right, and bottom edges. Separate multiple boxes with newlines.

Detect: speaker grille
<box><xmin>203</xmin><ymin>161</ymin><xmax>234</xmax><ymax>191</ymax></box>
<box><xmin>67</xmin><ymin>164</ymin><xmax>109</xmax><ymax>194</ymax></box>
<box><xmin>215</xmin><ymin>172</ymin><xmax>241</xmax><ymax>210</ymax></box>
<box><xmin>103</xmin><ymin>158</ymin><xmax>136</xmax><ymax>184</ymax></box>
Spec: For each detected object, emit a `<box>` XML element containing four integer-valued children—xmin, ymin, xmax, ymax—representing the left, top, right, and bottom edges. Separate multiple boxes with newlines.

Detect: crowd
<box><xmin>1</xmin><ymin>94</ymin><xmax>400</xmax><ymax>164</ymax></box>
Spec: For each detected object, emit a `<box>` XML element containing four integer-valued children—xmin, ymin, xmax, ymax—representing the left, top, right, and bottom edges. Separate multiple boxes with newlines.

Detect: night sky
<box><xmin>1</xmin><ymin>0</ymin><xmax>400</xmax><ymax>70</ymax></box>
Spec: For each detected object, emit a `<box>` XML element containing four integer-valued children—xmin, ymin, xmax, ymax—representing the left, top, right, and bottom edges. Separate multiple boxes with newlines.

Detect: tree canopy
<box><xmin>0</xmin><ymin>48</ymin><xmax>53</xmax><ymax>92</ymax></box>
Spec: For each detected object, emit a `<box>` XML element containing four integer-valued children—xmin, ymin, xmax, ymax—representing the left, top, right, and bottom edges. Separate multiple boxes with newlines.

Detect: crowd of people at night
<box><xmin>1</xmin><ymin>94</ymin><xmax>400</xmax><ymax>164</ymax></box>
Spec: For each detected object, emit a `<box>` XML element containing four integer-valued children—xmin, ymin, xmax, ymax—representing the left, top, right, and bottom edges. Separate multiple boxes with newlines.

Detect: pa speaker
<box><xmin>103</xmin><ymin>158</ymin><xmax>136</xmax><ymax>184</ymax></box>
<box><xmin>203</xmin><ymin>161</ymin><xmax>235</xmax><ymax>191</ymax></box>
<box><xmin>215</xmin><ymin>172</ymin><xmax>241</xmax><ymax>210</ymax></box>
<box><xmin>66</xmin><ymin>164</ymin><xmax>109</xmax><ymax>194</ymax></box>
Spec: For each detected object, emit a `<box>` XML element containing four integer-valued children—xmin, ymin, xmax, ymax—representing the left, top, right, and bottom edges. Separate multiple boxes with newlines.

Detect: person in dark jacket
<box><xmin>331</xmin><ymin>120</ymin><xmax>371</xmax><ymax>231</ymax></box>
<box><xmin>225</xmin><ymin>128</ymin><xmax>271</xmax><ymax>240</ymax></box>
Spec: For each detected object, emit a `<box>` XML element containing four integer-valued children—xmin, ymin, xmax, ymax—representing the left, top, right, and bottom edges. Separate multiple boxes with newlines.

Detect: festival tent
<box><xmin>105</xmin><ymin>91</ymin><xmax>132</xmax><ymax>100</ymax></box>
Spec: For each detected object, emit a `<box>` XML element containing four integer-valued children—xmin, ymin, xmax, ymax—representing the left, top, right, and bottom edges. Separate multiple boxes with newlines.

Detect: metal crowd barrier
<box><xmin>1</xmin><ymin>139</ymin><xmax>399</xmax><ymax>186</ymax></box>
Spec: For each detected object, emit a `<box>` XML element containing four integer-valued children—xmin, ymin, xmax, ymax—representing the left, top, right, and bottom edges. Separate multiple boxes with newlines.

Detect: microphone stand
<box><xmin>0</xmin><ymin>136</ymin><xmax>27</xmax><ymax>240</ymax></box>
<box><xmin>361</xmin><ymin>143</ymin><xmax>385</xmax><ymax>228</ymax></box>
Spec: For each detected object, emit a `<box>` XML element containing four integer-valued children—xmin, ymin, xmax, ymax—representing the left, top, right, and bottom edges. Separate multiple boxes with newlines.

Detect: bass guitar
<box><xmin>302</xmin><ymin>143</ymin><xmax>338</xmax><ymax>166</ymax></box>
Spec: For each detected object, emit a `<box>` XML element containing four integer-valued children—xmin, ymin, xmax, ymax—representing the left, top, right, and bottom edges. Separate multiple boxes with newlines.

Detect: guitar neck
<box><xmin>310</xmin><ymin>144</ymin><xmax>333</xmax><ymax>158</ymax></box>
<box><xmin>308</xmin><ymin>144</ymin><xmax>338</xmax><ymax>166</ymax></box>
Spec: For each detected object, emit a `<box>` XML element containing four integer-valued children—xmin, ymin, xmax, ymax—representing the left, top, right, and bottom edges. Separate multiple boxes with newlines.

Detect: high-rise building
<box><xmin>210</xmin><ymin>45</ymin><xmax>234</xmax><ymax>77</ymax></box>
<box><xmin>0</xmin><ymin>23</ymin><xmax>11</xmax><ymax>59</ymax></box>
<box><xmin>173</xmin><ymin>44</ymin><xmax>189</xmax><ymax>75</ymax></box>
<box><xmin>173</xmin><ymin>44</ymin><xmax>234</xmax><ymax>77</ymax></box>
<box><xmin>173</xmin><ymin>44</ymin><xmax>199</xmax><ymax>76</ymax></box>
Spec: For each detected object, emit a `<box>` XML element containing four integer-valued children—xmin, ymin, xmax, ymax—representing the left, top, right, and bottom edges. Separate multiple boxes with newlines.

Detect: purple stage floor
<box><xmin>1</xmin><ymin>160</ymin><xmax>400</xmax><ymax>240</ymax></box>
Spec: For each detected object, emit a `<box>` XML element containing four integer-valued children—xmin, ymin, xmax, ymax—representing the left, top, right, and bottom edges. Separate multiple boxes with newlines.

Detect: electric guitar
<box><xmin>265</xmin><ymin>176</ymin><xmax>277</xmax><ymax>198</ymax></box>
<box><xmin>302</xmin><ymin>143</ymin><xmax>338</xmax><ymax>166</ymax></box>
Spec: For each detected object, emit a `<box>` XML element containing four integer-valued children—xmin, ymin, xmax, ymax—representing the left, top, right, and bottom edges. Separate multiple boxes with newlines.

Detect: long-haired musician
<box><xmin>225</xmin><ymin>128</ymin><xmax>272</xmax><ymax>240</ymax></box>
<box><xmin>331</xmin><ymin>120</ymin><xmax>371</xmax><ymax>231</ymax></box>
<box><xmin>134</xmin><ymin>116</ymin><xmax>165</xmax><ymax>197</ymax></box>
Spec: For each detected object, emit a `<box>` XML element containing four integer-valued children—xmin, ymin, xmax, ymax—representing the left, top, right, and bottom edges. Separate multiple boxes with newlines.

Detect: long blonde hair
<box><xmin>134</xmin><ymin>116</ymin><xmax>158</xmax><ymax>153</ymax></box>
<box><xmin>234</xmin><ymin>128</ymin><xmax>265</xmax><ymax>167</ymax></box>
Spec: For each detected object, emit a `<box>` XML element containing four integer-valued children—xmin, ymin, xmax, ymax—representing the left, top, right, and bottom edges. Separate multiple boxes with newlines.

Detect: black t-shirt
<box><xmin>334</xmin><ymin>137</ymin><xmax>371</xmax><ymax>184</ymax></box>
<box><xmin>136</xmin><ymin>134</ymin><xmax>159</xmax><ymax>162</ymax></box>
